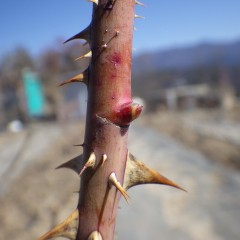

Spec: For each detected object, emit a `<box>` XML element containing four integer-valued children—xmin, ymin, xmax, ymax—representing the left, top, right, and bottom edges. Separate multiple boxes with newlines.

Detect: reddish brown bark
<box><xmin>77</xmin><ymin>1</ymin><xmax>136</xmax><ymax>239</ymax></box>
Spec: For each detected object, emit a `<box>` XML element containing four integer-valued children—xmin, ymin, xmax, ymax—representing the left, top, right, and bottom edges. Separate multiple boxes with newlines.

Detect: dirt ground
<box><xmin>0</xmin><ymin>121</ymin><xmax>85</xmax><ymax>239</ymax></box>
<box><xmin>142</xmin><ymin>109</ymin><xmax>240</xmax><ymax>170</ymax></box>
<box><xmin>1</xmin><ymin>115</ymin><xmax>240</xmax><ymax>240</ymax></box>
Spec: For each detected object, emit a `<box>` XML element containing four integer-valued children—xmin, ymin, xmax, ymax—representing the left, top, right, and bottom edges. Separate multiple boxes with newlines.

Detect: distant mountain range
<box><xmin>133</xmin><ymin>40</ymin><xmax>240</xmax><ymax>73</ymax></box>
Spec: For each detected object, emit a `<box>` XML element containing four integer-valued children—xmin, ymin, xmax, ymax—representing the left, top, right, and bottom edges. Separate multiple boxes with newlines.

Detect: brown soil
<box><xmin>0</xmin><ymin>121</ymin><xmax>84</xmax><ymax>240</ymax></box>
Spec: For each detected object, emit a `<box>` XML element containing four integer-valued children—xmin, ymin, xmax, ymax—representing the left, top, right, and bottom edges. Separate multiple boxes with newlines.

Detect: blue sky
<box><xmin>0</xmin><ymin>0</ymin><xmax>240</xmax><ymax>58</ymax></box>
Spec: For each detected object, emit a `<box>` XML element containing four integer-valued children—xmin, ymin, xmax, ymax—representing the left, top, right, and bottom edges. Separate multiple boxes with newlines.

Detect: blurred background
<box><xmin>0</xmin><ymin>0</ymin><xmax>240</xmax><ymax>239</ymax></box>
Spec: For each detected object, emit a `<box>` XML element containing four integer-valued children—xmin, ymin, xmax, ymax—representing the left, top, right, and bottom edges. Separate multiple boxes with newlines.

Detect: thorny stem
<box><xmin>38</xmin><ymin>1</ymin><xmax>185</xmax><ymax>240</ymax></box>
<box><xmin>77</xmin><ymin>0</ymin><xmax>136</xmax><ymax>239</ymax></box>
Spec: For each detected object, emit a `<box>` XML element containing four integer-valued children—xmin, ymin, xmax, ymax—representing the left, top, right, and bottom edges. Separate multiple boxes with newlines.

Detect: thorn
<box><xmin>64</xmin><ymin>25</ymin><xmax>90</xmax><ymax>44</ymax></box>
<box><xmin>135</xmin><ymin>14</ymin><xmax>145</xmax><ymax>19</ymax></box>
<box><xmin>58</xmin><ymin>73</ymin><xmax>85</xmax><ymax>86</ymax></box>
<box><xmin>101</xmin><ymin>154</ymin><xmax>107</xmax><ymax>166</ymax></box>
<box><xmin>56</xmin><ymin>155</ymin><xmax>84</xmax><ymax>175</ymax></box>
<box><xmin>87</xmin><ymin>0</ymin><xmax>98</xmax><ymax>5</ymax></box>
<box><xmin>115</xmin><ymin>30</ymin><xmax>120</xmax><ymax>37</ymax></box>
<box><xmin>83</xmin><ymin>41</ymin><xmax>89</xmax><ymax>46</ymax></box>
<box><xmin>124</xmin><ymin>152</ymin><xmax>187</xmax><ymax>192</ymax></box>
<box><xmin>79</xmin><ymin>152</ymin><xmax>96</xmax><ymax>176</ymax></box>
<box><xmin>59</xmin><ymin>69</ymin><xmax>88</xmax><ymax>86</ymax></box>
<box><xmin>101</xmin><ymin>43</ymin><xmax>108</xmax><ymax>48</ymax></box>
<box><xmin>88</xmin><ymin>231</ymin><xmax>103</xmax><ymax>240</ymax></box>
<box><xmin>108</xmin><ymin>172</ymin><xmax>129</xmax><ymax>202</ymax></box>
<box><xmin>135</xmin><ymin>0</ymin><xmax>145</xmax><ymax>6</ymax></box>
<box><xmin>73</xmin><ymin>143</ymin><xmax>85</xmax><ymax>147</ymax></box>
<box><xmin>38</xmin><ymin>209</ymin><xmax>79</xmax><ymax>240</ymax></box>
<box><xmin>75</xmin><ymin>51</ymin><xmax>92</xmax><ymax>61</ymax></box>
<box><xmin>103</xmin><ymin>0</ymin><xmax>114</xmax><ymax>10</ymax></box>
